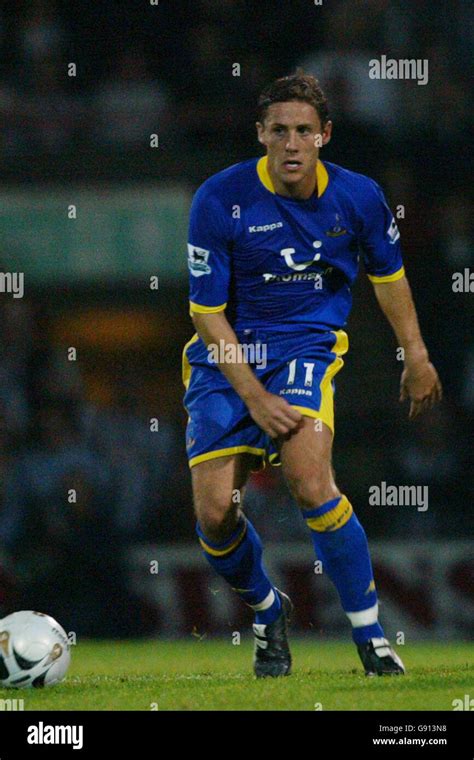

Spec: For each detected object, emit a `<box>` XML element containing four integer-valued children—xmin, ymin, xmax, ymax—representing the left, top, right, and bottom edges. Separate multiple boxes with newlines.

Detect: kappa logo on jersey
<box><xmin>387</xmin><ymin>218</ymin><xmax>400</xmax><ymax>244</ymax></box>
<box><xmin>248</xmin><ymin>222</ymin><xmax>284</xmax><ymax>233</ymax></box>
<box><xmin>187</xmin><ymin>244</ymin><xmax>212</xmax><ymax>277</ymax></box>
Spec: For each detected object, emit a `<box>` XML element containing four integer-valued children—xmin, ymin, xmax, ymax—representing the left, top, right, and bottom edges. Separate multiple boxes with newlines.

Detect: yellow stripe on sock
<box><xmin>199</xmin><ymin>522</ymin><xmax>247</xmax><ymax>557</ymax></box>
<box><xmin>305</xmin><ymin>495</ymin><xmax>353</xmax><ymax>532</ymax></box>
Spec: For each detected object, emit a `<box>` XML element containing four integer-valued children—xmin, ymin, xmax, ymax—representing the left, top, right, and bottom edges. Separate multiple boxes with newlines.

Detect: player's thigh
<box><xmin>278</xmin><ymin>418</ymin><xmax>339</xmax><ymax>508</ymax></box>
<box><xmin>191</xmin><ymin>452</ymin><xmax>258</xmax><ymax>530</ymax></box>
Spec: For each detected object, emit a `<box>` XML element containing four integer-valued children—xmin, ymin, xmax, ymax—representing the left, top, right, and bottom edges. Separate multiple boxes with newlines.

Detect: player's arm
<box><xmin>187</xmin><ymin>184</ymin><xmax>301</xmax><ymax>438</ymax></box>
<box><xmin>191</xmin><ymin>310</ymin><xmax>302</xmax><ymax>437</ymax></box>
<box><xmin>371</xmin><ymin>275</ymin><xmax>442</xmax><ymax>419</ymax></box>
<box><xmin>359</xmin><ymin>179</ymin><xmax>442</xmax><ymax>419</ymax></box>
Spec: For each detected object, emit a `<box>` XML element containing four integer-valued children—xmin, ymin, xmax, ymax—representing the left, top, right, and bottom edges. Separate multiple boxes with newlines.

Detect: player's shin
<box><xmin>301</xmin><ymin>495</ymin><xmax>385</xmax><ymax>644</ymax></box>
<box><xmin>196</xmin><ymin>516</ymin><xmax>282</xmax><ymax>624</ymax></box>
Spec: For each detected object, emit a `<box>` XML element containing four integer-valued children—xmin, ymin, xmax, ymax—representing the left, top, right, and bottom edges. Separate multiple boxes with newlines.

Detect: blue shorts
<box><xmin>182</xmin><ymin>327</ymin><xmax>349</xmax><ymax>470</ymax></box>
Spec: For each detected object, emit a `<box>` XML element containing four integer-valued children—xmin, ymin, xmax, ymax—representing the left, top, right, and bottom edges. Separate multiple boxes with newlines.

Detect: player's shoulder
<box><xmin>192</xmin><ymin>158</ymin><xmax>259</xmax><ymax>205</ymax></box>
<box><xmin>324</xmin><ymin>160</ymin><xmax>382</xmax><ymax>198</ymax></box>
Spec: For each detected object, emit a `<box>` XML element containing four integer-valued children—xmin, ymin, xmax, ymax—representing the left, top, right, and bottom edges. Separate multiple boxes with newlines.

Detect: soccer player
<box><xmin>182</xmin><ymin>73</ymin><xmax>442</xmax><ymax>677</ymax></box>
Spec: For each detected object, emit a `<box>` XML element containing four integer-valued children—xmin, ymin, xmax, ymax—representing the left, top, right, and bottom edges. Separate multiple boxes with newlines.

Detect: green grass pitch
<box><xmin>1</xmin><ymin>640</ymin><xmax>472</xmax><ymax>711</ymax></box>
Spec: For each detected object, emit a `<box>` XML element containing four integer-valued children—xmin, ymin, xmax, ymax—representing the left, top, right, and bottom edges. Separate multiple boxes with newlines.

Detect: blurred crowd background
<box><xmin>0</xmin><ymin>0</ymin><xmax>472</xmax><ymax>636</ymax></box>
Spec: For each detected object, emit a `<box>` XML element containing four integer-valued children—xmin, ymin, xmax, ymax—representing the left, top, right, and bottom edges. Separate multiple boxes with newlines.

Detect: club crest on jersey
<box><xmin>187</xmin><ymin>244</ymin><xmax>211</xmax><ymax>277</ymax></box>
<box><xmin>325</xmin><ymin>213</ymin><xmax>347</xmax><ymax>237</ymax></box>
<box><xmin>387</xmin><ymin>218</ymin><xmax>400</xmax><ymax>244</ymax></box>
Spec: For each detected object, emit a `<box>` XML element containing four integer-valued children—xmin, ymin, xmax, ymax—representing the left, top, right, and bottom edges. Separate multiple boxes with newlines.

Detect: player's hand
<box><xmin>400</xmin><ymin>359</ymin><xmax>442</xmax><ymax>419</ymax></box>
<box><xmin>247</xmin><ymin>391</ymin><xmax>303</xmax><ymax>438</ymax></box>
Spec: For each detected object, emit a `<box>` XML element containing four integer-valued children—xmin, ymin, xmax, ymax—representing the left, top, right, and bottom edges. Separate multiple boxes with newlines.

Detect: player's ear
<box><xmin>256</xmin><ymin>121</ymin><xmax>266</xmax><ymax>146</ymax></box>
<box><xmin>321</xmin><ymin>120</ymin><xmax>333</xmax><ymax>146</ymax></box>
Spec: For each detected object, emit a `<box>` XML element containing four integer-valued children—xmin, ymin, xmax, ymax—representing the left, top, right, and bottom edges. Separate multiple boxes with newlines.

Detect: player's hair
<box><xmin>257</xmin><ymin>70</ymin><xmax>329</xmax><ymax>126</ymax></box>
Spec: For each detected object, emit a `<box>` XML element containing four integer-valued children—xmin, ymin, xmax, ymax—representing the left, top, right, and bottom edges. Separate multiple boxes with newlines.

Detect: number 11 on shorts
<box><xmin>287</xmin><ymin>359</ymin><xmax>315</xmax><ymax>387</ymax></box>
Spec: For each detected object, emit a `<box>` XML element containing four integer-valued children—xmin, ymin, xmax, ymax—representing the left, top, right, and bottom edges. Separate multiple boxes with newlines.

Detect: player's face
<box><xmin>256</xmin><ymin>101</ymin><xmax>332</xmax><ymax>199</ymax></box>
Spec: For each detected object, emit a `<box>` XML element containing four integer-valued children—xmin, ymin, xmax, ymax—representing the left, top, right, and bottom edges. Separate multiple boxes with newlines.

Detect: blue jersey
<box><xmin>187</xmin><ymin>156</ymin><xmax>404</xmax><ymax>332</ymax></box>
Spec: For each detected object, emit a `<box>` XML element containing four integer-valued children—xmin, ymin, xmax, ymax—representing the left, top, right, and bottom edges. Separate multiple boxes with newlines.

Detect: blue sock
<box><xmin>302</xmin><ymin>495</ymin><xmax>385</xmax><ymax>644</ymax></box>
<box><xmin>196</xmin><ymin>516</ymin><xmax>282</xmax><ymax>625</ymax></box>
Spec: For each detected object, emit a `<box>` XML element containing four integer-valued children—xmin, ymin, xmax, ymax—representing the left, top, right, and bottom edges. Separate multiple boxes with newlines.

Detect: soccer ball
<box><xmin>0</xmin><ymin>611</ymin><xmax>71</xmax><ymax>688</ymax></box>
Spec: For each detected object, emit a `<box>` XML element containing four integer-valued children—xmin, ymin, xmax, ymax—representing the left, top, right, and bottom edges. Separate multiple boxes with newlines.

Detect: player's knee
<box><xmin>193</xmin><ymin>500</ymin><xmax>240</xmax><ymax>543</ymax></box>
<box><xmin>286</xmin><ymin>470</ymin><xmax>339</xmax><ymax>510</ymax></box>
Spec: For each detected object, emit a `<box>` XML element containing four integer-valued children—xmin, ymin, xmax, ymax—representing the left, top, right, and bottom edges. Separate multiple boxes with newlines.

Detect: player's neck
<box><xmin>267</xmin><ymin>165</ymin><xmax>317</xmax><ymax>201</ymax></box>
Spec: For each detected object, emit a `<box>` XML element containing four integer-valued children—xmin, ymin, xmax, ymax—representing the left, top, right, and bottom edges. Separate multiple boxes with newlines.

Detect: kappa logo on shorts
<box><xmin>187</xmin><ymin>244</ymin><xmax>212</xmax><ymax>277</ymax></box>
<box><xmin>279</xmin><ymin>388</ymin><xmax>312</xmax><ymax>397</ymax></box>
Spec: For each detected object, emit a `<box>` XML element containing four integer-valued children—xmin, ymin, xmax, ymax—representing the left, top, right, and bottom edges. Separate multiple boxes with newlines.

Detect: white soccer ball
<box><xmin>0</xmin><ymin>611</ymin><xmax>71</xmax><ymax>688</ymax></box>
